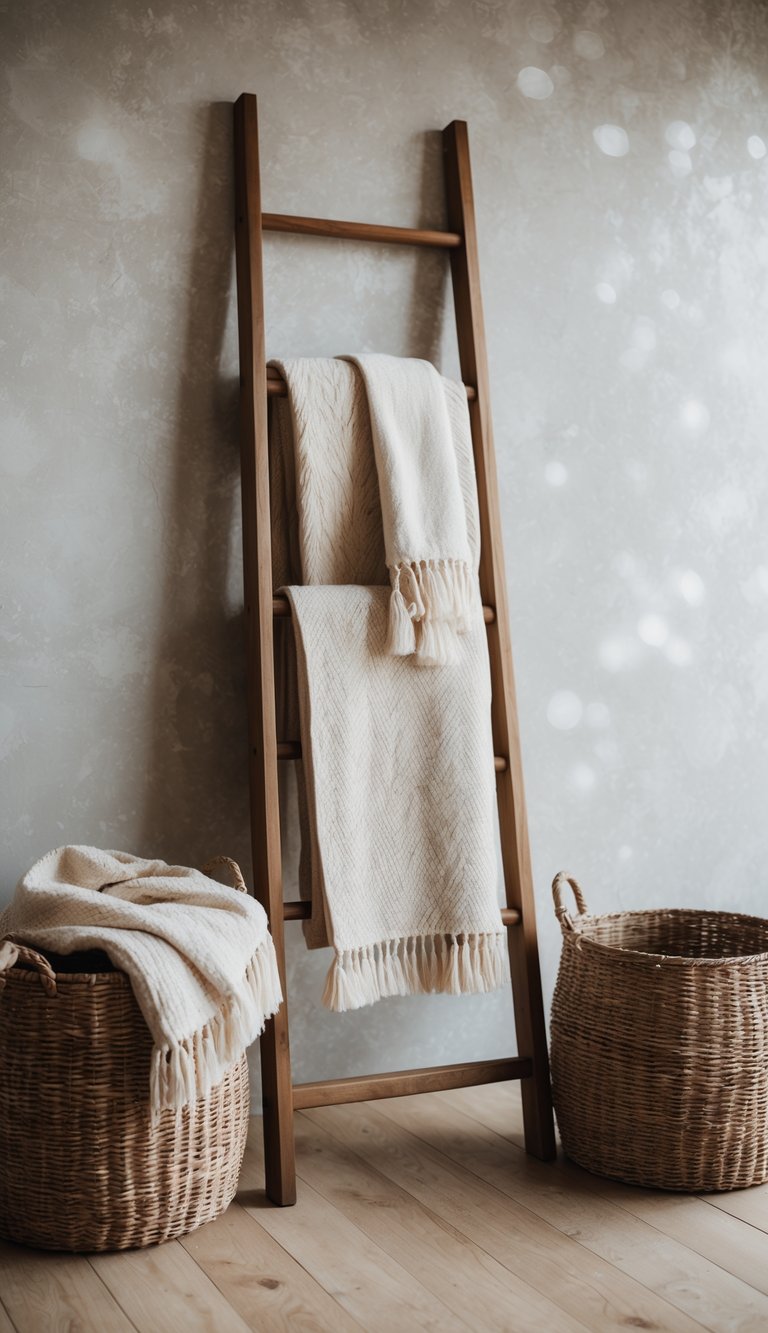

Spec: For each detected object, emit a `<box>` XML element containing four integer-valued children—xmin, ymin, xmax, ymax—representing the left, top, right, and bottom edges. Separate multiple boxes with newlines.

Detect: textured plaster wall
<box><xmin>2</xmin><ymin>0</ymin><xmax>768</xmax><ymax>1090</ymax></box>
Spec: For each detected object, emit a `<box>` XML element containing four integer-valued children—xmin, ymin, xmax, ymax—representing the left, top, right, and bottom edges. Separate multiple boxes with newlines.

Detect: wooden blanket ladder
<box><xmin>233</xmin><ymin>92</ymin><xmax>555</xmax><ymax>1206</ymax></box>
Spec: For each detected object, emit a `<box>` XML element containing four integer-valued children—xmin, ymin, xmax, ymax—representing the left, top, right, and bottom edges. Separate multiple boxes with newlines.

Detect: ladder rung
<box><xmin>266</xmin><ymin>367</ymin><xmax>477</xmax><ymax>401</ymax></box>
<box><xmin>262</xmin><ymin>212</ymin><xmax>462</xmax><ymax>249</ymax></box>
<box><xmin>283</xmin><ymin>898</ymin><xmax>520</xmax><ymax>927</ymax></box>
<box><xmin>276</xmin><ymin>739</ymin><xmax>507</xmax><ymax>774</ymax></box>
<box><xmin>292</xmin><ymin>1055</ymin><xmax>531</xmax><ymax>1109</ymax></box>
<box><xmin>271</xmin><ymin>594</ymin><xmax>495</xmax><ymax>624</ymax></box>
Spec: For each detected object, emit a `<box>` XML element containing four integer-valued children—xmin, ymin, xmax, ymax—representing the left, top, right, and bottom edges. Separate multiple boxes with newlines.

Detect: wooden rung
<box><xmin>266</xmin><ymin>366</ymin><xmax>477</xmax><ymax>401</ymax></box>
<box><xmin>276</xmin><ymin>738</ymin><xmax>508</xmax><ymax>773</ymax></box>
<box><xmin>262</xmin><ymin>212</ymin><xmax>462</xmax><ymax>249</ymax></box>
<box><xmin>283</xmin><ymin>898</ymin><xmax>520</xmax><ymax>927</ymax></box>
<box><xmin>292</xmin><ymin>1056</ymin><xmax>531</xmax><ymax>1109</ymax></box>
<box><xmin>271</xmin><ymin>594</ymin><xmax>495</xmax><ymax>623</ymax></box>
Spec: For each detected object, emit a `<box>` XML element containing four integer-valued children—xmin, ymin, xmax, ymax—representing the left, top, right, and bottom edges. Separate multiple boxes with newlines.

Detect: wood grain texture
<box><xmin>290</xmin><ymin>1113</ymin><xmax>588</xmax><ymax>1332</ymax></box>
<box><xmin>91</xmin><ymin>1243</ymin><xmax>250</xmax><ymax>1333</ymax></box>
<box><xmin>381</xmin><ymin>1087</ymin><xmax>768</xmax><ymax>1333</ymax></box>
<box><xmin>242</xmin><ymin>1134</ymin><xmax>466</xmax><ymax>1332</ymax></box>
<box><xmin>233</xmin><ymin>92</ymin><xmax>296</xmax><ymax>1207</ymax></box>
<box><xmin>442</xmin><ymin>118</ymin><xmax>556</xmax><ymax>1161</ymax></box>
<box><xmin>5</xmin><ymin>1097</ymin><xmax>768</xmax><ymax>1333</ymax></box>
<box><xmin>180</xmin><ymin>1200</ymin><xmax>360</xmax><ymax>1332</ymax></box>
<box><xmin>306</xmin><ymin>1101</ymin><xmax>705</xmax><ymax>1333</ymax></box>
<box><xmin>292</xmin><ymin>1057</ymin><xmax>531</xmax><ymax>1109</ymax></box>
<box><xmin>0</xmin><ymin>1242</ymin><xmax>134</xmax><ymax>1333</ymax></box>
<box><xmin>262</xmin><ymin>212</ymin><xmax>461</xmax><ymax>248</ymax></box>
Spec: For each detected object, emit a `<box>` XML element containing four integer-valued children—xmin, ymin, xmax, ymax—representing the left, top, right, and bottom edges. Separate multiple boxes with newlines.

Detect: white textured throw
<box><xmin>287</xmin><ymin>585</ymin><xmax>506</xmax><ymax>1010</ymax></box>
<box><xmin>0</xmin><ymin>846</ymin><xmax>282</xmax><ymax>1112</ymax></box>
<box><xmin>270</xmin><ymin>357</ymin><xmax>507</xmax><ymax>1011</ymax></box>
<box><xmin>347</xmin><ymin>353</ymin><xmax>475</xmax><ymax>667</ymax></box>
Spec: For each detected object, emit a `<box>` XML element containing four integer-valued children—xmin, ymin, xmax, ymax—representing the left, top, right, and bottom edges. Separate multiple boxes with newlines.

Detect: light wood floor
<box><xmin>2</xmin><ymin>1083</ymin><xmax>768</xmax><ymax>1332</ymax></box>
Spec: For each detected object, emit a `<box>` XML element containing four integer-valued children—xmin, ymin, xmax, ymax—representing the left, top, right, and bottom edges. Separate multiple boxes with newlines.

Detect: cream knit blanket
<box><xmin>0</xmin><ymin>846</ymin><xmax>282</xmax><ymax>1111</ymax></box>
<box><xmin>270</xmin><ymin>357</ymin><xmax>507</xmax><ymax>1010</ymax></box>
<box><xmin>345</xmin><ymin>354</ymin><xmax>475</xmax><ymax>667</ymax></box>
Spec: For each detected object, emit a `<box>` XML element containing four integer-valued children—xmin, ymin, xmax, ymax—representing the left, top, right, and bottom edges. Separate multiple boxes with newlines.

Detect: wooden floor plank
<box><xmin>701</xmin><ymin>1189</ymin><xmax>768</xmax><ymax>1234</ymax></box>
<box><xmin>91</xmin><ymin>1241</ymin><xmax>251</xmax><ymax>1333</ymax></box>
<box><xmin>0</xmin><ymin>1241</ymin><xmax>135</xmax><ymax>1333</ymax></box>
<box><xmin>304</xmin><ymin>1102</ymin><xmax>703</xmax><ymax>1333</ymax></box>
<box><xmin>180</xmin><ymin>1197</ymin><xmax>362</xmax><ymax>1332</ymax></box>
<box><xmin>290</xmin><ymin>1111</ymin><xmax>589</xmax><ymax>1332</ymax></box>
<box><xmin>446</xmin><ymin>1083</ymin><xmax>768</xmax><ymax>1301</ymax></box>
<box><xmin>4</xmin><ymin>1089</ymin><xmax>768</xmax><ymax>1333</ymax></box>
<box><xmin>241</xmin><ymin>1133</ymin><xmax>470</xmax><ymax>1332</ymax></box>
<box><xmin>0</xmin><ymin>1299</ymin><xmax>18</xmax><ymax>1333</ymax></box>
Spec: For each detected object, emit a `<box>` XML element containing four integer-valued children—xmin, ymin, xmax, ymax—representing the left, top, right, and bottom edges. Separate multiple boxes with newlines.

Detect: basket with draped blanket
<box><xmin>0</xmin><ymin>849</ymin><xmax>282</xmax><ymax>1251</ymax></box>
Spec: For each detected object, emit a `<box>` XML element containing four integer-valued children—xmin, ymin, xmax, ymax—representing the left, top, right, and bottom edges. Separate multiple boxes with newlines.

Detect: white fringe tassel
<box><xmin>387</xmin><ymin>559</ymin><xmax>476</xmax><ymax>667</ymax></box>
<box><xmin>149</xmin><ymin>932</ymin><xmax>283</xmax><ymax>1117</ymax></box>
<box><xmin>321</xmin><ymin>931</ymin><xmax>508</xmax><ymax>1012</ymax></box>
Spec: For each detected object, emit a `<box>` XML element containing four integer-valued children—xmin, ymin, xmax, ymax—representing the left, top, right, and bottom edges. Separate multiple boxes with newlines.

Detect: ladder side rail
<box><xmin>233</xmin><ymin>92</ymin><xmax>297</xmax><ymax>1206</ymax></box>
<box><xmin>442</xmin><ymin>119</ymin><xmax>556</xmax><ymax>1160</ymax></box>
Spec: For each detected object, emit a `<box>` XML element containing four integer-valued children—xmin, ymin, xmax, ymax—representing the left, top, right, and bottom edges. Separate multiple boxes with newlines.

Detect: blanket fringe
<box><xmin>388</xmin><ymin>558</ymin><xmax>475</xmax><ymax>666</ymax></box>
<box><xmin>321</xmin><ymin>931</ymin><xmax>508</xmax><ymax>1012</ymax></box>
<box><xmin>149</xmin><ymin>932</ymin><xmax>283</xmax><ymax>1116</ymax></box>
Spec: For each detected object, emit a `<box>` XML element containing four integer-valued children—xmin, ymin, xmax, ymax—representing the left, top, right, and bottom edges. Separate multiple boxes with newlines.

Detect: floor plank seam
<box><xmin>293</xmin><ymin>1111</ymin><xmax>586</xmax><ymax>1332</ymax></box>
<box><xmin>363</xmin><ymin>1100</ymin><xmax>726</xmax><ymax>1333</ymax></box>
<box><xmin>696</xmin><ymin>1194</ymin><xmax>768</xmax><ymax>1235</ymax></box>
<box><xmin>0</xmin><ymin>1296</ymin><xmax>20</xmax><ymax>1333</ymax></box>
<box><xmin>85</xmin><ymin>1260</ymin><xmax>142</xmax><ymax>1333</ymax></box>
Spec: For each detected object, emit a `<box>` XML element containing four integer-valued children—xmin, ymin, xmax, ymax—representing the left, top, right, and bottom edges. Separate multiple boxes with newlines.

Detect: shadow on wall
<box><xmin>139</xmin><ymin>100</ymin><xmax>250</xmax><ymax>873</ymax></box>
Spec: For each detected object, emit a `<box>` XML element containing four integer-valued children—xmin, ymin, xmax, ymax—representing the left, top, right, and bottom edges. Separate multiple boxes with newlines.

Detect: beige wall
<box><xmin>3</xmin><ymin>0</ymin><xmax>768</xmax><ymax>1089</ymax></box>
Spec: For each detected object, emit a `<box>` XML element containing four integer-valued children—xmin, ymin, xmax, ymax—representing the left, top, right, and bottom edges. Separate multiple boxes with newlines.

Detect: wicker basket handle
<box><xmin>0</xmin><ymin>939</ymin><xmax>57</xmax><ymax>996</ymax></box>
<box><xmin>201</xmin><ymin>856</ymin><xmax>247</xmax><ymax>893</ymax></box>
<box><xmin>552</xmin><ymin>873</ymin><xmax>589</xmax><ymax>933</ymax></box>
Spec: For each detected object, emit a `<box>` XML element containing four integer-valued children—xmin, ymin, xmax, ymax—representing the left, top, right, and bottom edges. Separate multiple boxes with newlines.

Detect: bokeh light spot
<box><xmin>679</xmin><ymin>399</ymin><xmax>710</xmax><ymax>433</ymax></box>
<box><xmin>544</xmin><ymin>460</ymin><xmax>568</xmax><ymax>487</ymax></box>
<box><xmin>665</xmin><ymin>120</ymin><xmax>696</xmax><ymax>151</ymax></box>
<box><xmin>595</xmin><ymin>281</ymin><xmax>617</xmax><ymax>304</ymax></box>
<box><xmin>517</xmin><ymin>67</ymin><xmax>555</xmax><ymax>99</ymax></box>
<box><xmin>593</xmin><ymin>124</ymin><xmax>629</xmax><ymax>157</ymax></box>
<box><xmin>547</xmin><ymin>690</ymin><xmax>583</xmax><ymax>730</ymax></box>
<box><xmin>638</xmin><ymin>614</ymin><xmax>669</xmax><ymax>647</ymax></box>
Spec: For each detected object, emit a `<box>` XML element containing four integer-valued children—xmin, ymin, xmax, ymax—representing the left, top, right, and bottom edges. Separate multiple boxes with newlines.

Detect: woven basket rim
<box><xmin>7</xmin><ymin>965</ymin><xmax>129</xmax><ymax>986</ymax></box>
<box><xmin>567</xmin><ymin>906</ymin><xmax>768</xmax><ymax>966</ymax></box>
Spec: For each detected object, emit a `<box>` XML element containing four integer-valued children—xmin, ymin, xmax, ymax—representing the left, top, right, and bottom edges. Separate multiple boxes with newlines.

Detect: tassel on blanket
<box><xmin>321</xmin><ymin>931</ymin><xmax>508</xmax><ymax>1013</ymax></box>
<box><xmin>149</xmin><ymin>934</ymin><xmax>282</xmax><ymax>1116</ymax></box>
<box><xmin>390</xmin><ymin>558</ymin><xmax>476</xmax><ymax>667</ymax></box>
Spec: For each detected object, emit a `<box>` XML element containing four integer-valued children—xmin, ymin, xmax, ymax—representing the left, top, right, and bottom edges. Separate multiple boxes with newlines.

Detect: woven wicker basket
<box><xmin>0</xmin><ymin>859</ymin><xmax>251</xmax><ymax>1251</ymax></box>
<box><xmin>550</xmin><ymin>872</ymin><xmax>768</xmax><ymax>1192</ymax></box>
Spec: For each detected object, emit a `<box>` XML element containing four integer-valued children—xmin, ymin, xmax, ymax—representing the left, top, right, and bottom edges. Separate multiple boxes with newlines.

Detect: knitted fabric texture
<box><xmin>345</xmin><ymin>353</ymin><xmax>475</xmax><ymax>666</ymax></box>
<box><xmin>269</xmin><ymin>357</ymin><xmax>506</xmax><ymax>1010</ymax></box>
<box><xmin>0</xmin><ymin>845</ymin><xmax>282</xmax><ymax>1112</ymax></box>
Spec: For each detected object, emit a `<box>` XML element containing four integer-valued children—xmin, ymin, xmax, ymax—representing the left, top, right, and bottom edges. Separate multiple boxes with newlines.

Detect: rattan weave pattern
<box><xmin>0</xmin><ymin>950</ymin><xmax>249</xmax><ymax>1251</ymax></box>
<box><xmin>550</xmin><ymin>873</ymin><xmax>768</xmax><ymax>1192</ymax></box>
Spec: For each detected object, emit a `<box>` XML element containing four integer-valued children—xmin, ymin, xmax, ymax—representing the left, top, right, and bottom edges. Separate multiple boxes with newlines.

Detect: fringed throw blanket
<box><xmin>345</xmin><ymin>354</ymin><xmax>475</xmax><ymax>667</ymax></box>
<box><xmin>270</xmin><ymin>356</ymin><xmax>507</xmax><ymax>1011</ymax></box>
<box><xmin>0</xmin><ymin>845</ymin><xmax>282</xmax><ymax>1111</ymax></box>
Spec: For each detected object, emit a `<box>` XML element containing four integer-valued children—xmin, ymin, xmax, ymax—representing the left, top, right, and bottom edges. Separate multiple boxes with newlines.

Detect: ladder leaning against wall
<box><xmin>232</xmin><ymin>91</ymin><xmax>556</xmax><ymax>1206</ymax></box>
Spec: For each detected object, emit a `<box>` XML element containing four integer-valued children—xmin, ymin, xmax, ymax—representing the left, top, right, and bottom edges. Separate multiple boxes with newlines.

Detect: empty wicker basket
<box><xmin>0</xmin><ymin>867</ymin><xmax>251</xmax><ymax>1252</ymax></box>
<box><xmin>549</xmin><ymin>873</ymin><xmax>768</xmax><ymax>1192</ymax></box>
